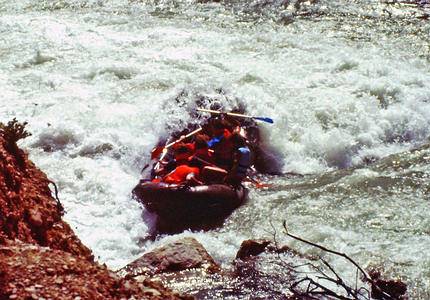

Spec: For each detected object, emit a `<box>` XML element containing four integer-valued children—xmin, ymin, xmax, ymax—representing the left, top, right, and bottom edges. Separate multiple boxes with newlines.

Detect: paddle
<box><xmin>192</xmin><ymin>156</ymin><xmax>271</xmax><ymax>188</ymax></box>
<box><xmin>151</xmin><ymin>127</ymin><xmax>203</xmax><ymax>160</ymax></box>
<box><xmin>197</xmin><ymin>108</ymin><xmax>274</xmax><ymax>124</ymax></box>
<box><xmin>244</xmin><ymin>176</ymin><xmax>272</xmax><ymax>188</ymax></box>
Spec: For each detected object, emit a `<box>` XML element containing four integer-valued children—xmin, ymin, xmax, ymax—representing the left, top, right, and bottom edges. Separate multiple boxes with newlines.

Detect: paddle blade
<box><xmin>245</xmin><ymin>176</ymin><xmax>272</xmax><ymax>188</ymax></box>
<box><xmin>254</xmin><ymin>182</ymin><xmax>272</xmax><ymax>188</ymax></box>
<box><xmin>254</xmin><ymin>116</ymin><xmax>274</xmax><ymax>124</ymax></box>
<box><xmin>151</xmin><ymin>146</ymin><xmax>164</xmax><ymax>159</ymax></box>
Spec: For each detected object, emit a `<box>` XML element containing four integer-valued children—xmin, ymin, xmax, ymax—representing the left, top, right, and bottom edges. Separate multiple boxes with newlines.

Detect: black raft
<box><xmin>132</xmin><ymin>109</ymin><xmax>280</xmax><ymax>232</ymax></box>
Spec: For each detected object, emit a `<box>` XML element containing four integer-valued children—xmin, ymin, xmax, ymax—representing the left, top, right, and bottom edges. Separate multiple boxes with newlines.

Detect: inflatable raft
<box><xmin>132</xmin><ymin>109</ymin><xmax>280</xmax><ymax>231</ymax></box>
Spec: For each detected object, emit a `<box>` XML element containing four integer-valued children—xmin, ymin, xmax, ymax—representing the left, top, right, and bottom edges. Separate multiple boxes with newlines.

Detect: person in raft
<box><xmin>188</xmin><ymin>133</ymin><xmax>214</xmax><ymax>168</ymax></box>
<box><xmin>151</xmin><ymin>142</ymin><xmax>190</xmax><ymax>178</ymax></box>
<box><xmin>152</xmin><ymin>118</ymin><xmax>250</xmax><ymax>186</ymax></box>
<box><xmin>224</xmin><ymin>132</ymin><xmax>251</xmax><ymax>186</ymax></box>
<box><xmin>157</xmin><ymin>143</ymin><xmax>202</xmax><ymax>185</ymax></box>
<box><xmin>204</xmin><ymin>120</ymin><xmax>251</xmax><ymax>186</ymax></box>
<box><xmin>207</xmin><ymin>118</ymin><xmax>236</xmax><ymax>170</ymax></box>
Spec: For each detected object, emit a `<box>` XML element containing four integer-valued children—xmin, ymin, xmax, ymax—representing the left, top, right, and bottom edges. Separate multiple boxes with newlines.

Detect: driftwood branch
<box><xmin>48</xmin><ymin>180</ymin><xmax>64</xmax><ymax>215</ymax></box>
<box><xmin>281</xmin><ymin>220</ymin><xmax>398</xmax><ymax>300</ymax></box>
<box><xmin>282</xmin><ymin>220</ymin><xmax>370</xmax><ymax>282</ymax></box>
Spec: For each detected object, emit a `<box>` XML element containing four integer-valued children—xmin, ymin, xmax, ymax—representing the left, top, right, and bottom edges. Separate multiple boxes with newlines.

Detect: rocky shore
<box><xmin>0</xmin><ymin>124</ymin><xmax>189</xmax><ymax>299</ymax></box>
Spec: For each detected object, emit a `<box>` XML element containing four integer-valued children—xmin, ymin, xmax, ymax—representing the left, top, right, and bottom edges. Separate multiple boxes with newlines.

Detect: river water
<box><xmin>1</xmin><ymin>0</ymin><xmax>430</xmax><ymax>298</ymax></box>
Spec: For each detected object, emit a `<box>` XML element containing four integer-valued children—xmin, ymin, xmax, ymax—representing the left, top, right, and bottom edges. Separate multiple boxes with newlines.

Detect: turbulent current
<box><xmin>1</xmin><ymin>0</ymin><xmax>430</xmax><ymax>298</ymax></box>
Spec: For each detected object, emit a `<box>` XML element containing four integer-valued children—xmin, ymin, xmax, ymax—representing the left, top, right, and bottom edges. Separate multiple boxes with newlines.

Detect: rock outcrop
<box><xmin>118</xmin><ymin>237</ymin><xmax>220</xmax><ymax>278</ymax></box>
<box><xmin>235</xmin><ymin>239</ymin><xmax>271</xmax><ymax>260</ymax></box>
<box><xmin>0</xmin><ymin>134</ymin><xmax>92</xmax><ymax>260</ymax></box>
<box><xmin>0</xmin><ymin>126</ymin><xmax>189</xmax><ymax>299</ymax></box>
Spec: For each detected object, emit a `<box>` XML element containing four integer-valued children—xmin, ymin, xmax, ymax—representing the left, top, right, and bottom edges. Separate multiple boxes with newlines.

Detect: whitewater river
<box><xmin>1</xmin><ymin>0</ymin><xmax>430</xmax><ymax>298</ymax></box>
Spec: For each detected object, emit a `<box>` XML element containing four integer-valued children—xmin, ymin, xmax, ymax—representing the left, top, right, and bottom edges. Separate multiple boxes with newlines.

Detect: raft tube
<box><xmin>132</xmin><ymin>180</ymin><xmax>247</xmax><ymax>222</ymax></box>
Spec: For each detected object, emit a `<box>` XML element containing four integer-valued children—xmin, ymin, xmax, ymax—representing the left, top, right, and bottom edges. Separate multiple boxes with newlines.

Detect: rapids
<box><xmin>1</xmin><ymin>0</ymin><xmax>430</xmax><ymax>297</ymax></box>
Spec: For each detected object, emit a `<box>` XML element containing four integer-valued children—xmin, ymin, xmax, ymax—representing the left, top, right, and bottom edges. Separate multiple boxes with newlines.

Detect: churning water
<box><xmin>1</xmin><ymin>0</ymin><xmax>430</xmax><ymax>297</ymax></box>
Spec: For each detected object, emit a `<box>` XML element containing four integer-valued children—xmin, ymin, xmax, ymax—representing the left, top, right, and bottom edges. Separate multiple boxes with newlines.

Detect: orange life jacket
<box><xmin>163</xmin><ymin>165</ymin><xmax>200</xmax><ymax>184</ymax></box>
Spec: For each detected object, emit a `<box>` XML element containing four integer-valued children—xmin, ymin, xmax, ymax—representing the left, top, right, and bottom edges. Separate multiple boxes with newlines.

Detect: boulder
<box><xmin>369</xmin><ymin>269</ymin><xmax>407</xmax><ymax>300</ymax></box>
<box><xmin>235</xmin><ymin>239</ymin><xmax>271</xmax><ymax>260</ymax></box>
<box><xmin>118</xmin><ymin>237</ymin><xmax>220</xmax><ymax>278</ymax></box>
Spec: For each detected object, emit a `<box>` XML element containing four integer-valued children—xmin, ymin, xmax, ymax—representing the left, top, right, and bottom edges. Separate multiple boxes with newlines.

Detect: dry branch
<box><xmin>281</xmin><ymin>220</ymin><xmax>402</xmax><ymax>299</ymax></box>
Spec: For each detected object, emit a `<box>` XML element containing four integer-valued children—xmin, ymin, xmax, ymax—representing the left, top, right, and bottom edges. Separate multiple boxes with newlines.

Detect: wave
<box><xmin>81</xmin><ymin>66</ymin><xmax>139</xmax><ymax>81</ymax></box>
<box><xmin>31</xmin><ymin>125</ymin><xmax>83</xmax><ymax>152</ymax></box>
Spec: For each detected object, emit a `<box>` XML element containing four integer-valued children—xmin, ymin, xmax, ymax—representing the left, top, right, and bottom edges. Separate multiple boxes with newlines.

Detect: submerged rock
<box><xmin>118</xmin><ymin>237</ymin><xmax>220</xmax><ymax>278</ymax></box>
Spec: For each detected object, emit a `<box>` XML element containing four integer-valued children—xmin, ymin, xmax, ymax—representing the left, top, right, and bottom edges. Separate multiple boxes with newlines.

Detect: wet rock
<box><xmin>235</xmin><ymin>239</ymin><xmax>271</xmax><ymax>260</ymax></box>
<box><xmin>369</xmin><ymin>269</ymin><xmax>407</xmax><ymax>300</ymax></box>
<box><xmin>118</xmin><ymin>237</ymin><xmax>220</xmax><ymax>278</ymax></box>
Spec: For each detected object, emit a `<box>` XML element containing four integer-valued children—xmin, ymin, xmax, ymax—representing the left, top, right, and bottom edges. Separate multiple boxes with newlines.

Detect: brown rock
<box><xmin>369</xmin><ymin>269</ymin><xmax>407</xmax><ymax>299</ymax></box>
<box><xmin>28</xmin><ymin>208</ymin><xmax>44</xmax><ymax>227</ymax></box>
<box><xmin>118</xmin><ymin>237</ymin><xmax>220</xmax><ymax>278</ymax></box>
<box><xmin>235</xmin><ymin>239</ymin><xmax>271</xmax><ymax>260</ymax></box>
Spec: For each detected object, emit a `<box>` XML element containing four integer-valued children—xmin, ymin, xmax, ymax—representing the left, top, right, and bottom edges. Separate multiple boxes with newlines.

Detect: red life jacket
<box><xmin>163</xmin><ymin>165</ymin><xmax>200</xmax><ymax>184</ymax></box>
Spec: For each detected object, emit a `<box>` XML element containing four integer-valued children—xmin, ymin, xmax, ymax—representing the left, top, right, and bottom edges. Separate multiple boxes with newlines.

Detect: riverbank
<box><xmin>0</xmin><ymin>123</ymin><xmax>188</xmax><ymax>299</ymax></box>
